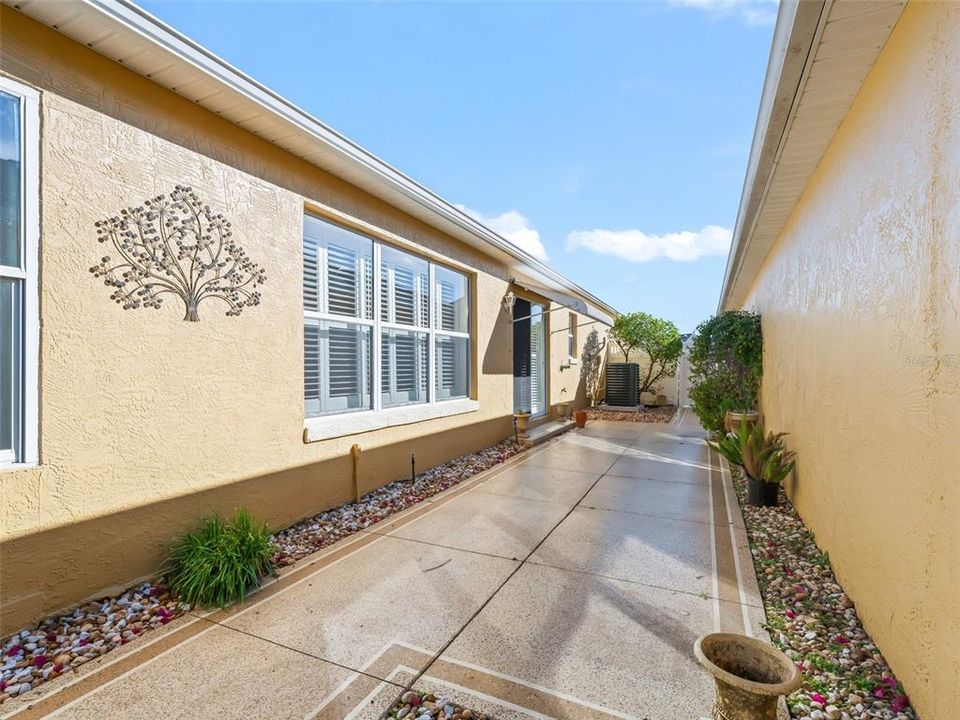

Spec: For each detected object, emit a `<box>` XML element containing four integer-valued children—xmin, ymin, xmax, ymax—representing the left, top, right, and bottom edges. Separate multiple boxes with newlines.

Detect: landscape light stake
<box><xmin>90</xmin><ymin>185</ymin><xmax>266</xmax><ymax>322</ymax></box>
<box><xmin>351</xmin><ymin>444</ymin><xmax>362</xmax><ymax>504</ymax></box>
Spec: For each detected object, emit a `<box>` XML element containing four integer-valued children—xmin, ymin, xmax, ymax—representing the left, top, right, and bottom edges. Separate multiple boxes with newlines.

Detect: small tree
<box><xmin>580</xmin><ymin>328</ymin><xmax>606</xmax><ymax>407</ymax></box>
<box><xmin>610</xmin><ymin>312</ymin><xmax>643</xmax><ymax>362</ymax></box>
<box><xmin>634</xmin><ymin>313</ymin><xmax>683</xmax><ymax>395</ymax></box>
<box><xmin>610</xmin><ymin>312</ymin><xmax>683</xmax><ymax>395</ymax></box>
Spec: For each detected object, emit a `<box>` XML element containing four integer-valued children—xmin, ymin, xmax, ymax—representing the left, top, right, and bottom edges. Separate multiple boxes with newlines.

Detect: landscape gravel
<box><xmin>730</xmin><ymin>466</ymin><xmax>916</xmax><ymax>720</ymax></box>
<box><xmin>0</xmin><ymin>582</ymin><xmax>186</xmax><ymax>704</ymax></box>
<box><xmin>271</xmin><ymin>438</ymin><xmax>523</xmax><ymax>566</ymax></box>
<box><xmin>587</xmin><ymin>406</ymin><xmax>676</xmax><ymax>423</ymax></box>
<box><xmin>386</xmin><ymin>690</ymin><xmax>493</xmax><ymax>720</ymax></box>
<box><xmin>0</xmin><ymin>438</ymin><xmax>524</xmax><ymax>704</ymax></box>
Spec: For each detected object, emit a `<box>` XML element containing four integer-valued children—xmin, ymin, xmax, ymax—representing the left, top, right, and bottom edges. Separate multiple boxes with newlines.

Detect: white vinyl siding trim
<box><xmin>303</xmin><ymin>214</ymin><xmax>473</xmax><ymax>439</ymax></box>
<box><xmin>0</xmin><ymin>77</ymin><xmax>39</xmax><ymax>469</ymax></box>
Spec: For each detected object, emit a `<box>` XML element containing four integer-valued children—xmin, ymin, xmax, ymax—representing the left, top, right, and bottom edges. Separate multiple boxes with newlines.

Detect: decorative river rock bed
<box><xmin>730</xmin><ymin>466</ymin><xmax>916</xmax><ymax>720</ymax></box>
<box><xmin>0</xmin><ymin>583</ymin><xmax>184</xmax><ymax>704</ymax></box>
<box><xmin>387</xmin><ymin>690</ymin><xmax>492</xmax><ymax>720</ymax></box>
<box><xmin>271</xmin><ymin>438</ymin><xmax>522</xmax><ymax>565</ymax></box>
<box><xmin>586</xmin><ymin>406</ymin><xmax>676</xmax><ymax>423</ymax></box>
<box><xmin>0</xmin><ymin>438</ymin><xmax>524</xmax><ymax>704</ymax></box>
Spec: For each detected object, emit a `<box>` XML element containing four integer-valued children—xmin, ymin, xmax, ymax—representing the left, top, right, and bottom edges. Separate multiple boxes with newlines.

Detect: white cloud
<box><xmin>671</xmin><ymin>0</ymin><xmax>779</xmax><ymax>26</ymax></box>
<box><xmin>565</xmin><ymin>225</ymin><xmax>732</xmax><ymax>263</ymax></box>
<box><xmin>456</xmin><ymin>204</ymin><xmax>549</xmax><ymax>261</ymax></box>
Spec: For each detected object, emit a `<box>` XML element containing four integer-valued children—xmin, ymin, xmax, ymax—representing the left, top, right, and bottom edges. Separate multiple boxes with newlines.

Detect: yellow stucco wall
<box><xmin>741</xmin><ymin>3</ymin><xmax>959</xmax><ymax>717</ymax></box>
<box><xmin>0</xmin><ymin>9</ymin><xmax>606</xmax><ymax>632</ymax></box>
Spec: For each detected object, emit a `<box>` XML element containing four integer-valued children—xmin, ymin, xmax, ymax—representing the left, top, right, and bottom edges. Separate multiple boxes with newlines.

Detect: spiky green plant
<box><xmin>165</xmin><ymin>508</ymin><xmax>275</xmax><ymax>608</ymax></box>
<box><xmin>738</xmin><ymin>419</ymin><xmax>796</xmax><ymax>484</ymax></box>
<box><xmin>716</xmin><ymin>416</ymin><xmax>747</xmax><ymax>467</ymax></box>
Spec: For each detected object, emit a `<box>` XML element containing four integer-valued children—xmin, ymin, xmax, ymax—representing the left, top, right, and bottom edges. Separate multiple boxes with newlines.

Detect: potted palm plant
<box><xmin>717</xmin><ymin>417</ymin><xmax>795</xmax><ymax>507</ymax></box>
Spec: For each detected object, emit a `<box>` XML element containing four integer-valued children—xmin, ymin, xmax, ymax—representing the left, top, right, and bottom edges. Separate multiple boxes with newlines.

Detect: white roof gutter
<box><xmin>5</xmin><ymin>0</ymin><xmax>618</xmax><ymax>320</ymax></box>
<box><xmin>718</xmin><ymin>0</ymin><xmax>826</xmax><ymax>311</ymax></box>
<box><xmin>718</xmin><ymin>0</ymin><xmax>906</xmax><ymax>312</ymax></box>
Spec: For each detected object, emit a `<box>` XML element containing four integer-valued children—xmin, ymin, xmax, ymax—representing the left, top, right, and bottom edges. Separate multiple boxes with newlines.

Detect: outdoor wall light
<box><xmin>502</xmin><ymin>291</ymin><xmax>517</xmax><ymax>313</ymax></box>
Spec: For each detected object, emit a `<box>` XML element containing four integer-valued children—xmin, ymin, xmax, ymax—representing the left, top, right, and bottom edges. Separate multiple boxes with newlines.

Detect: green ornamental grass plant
<box><xmin>165</xmin><ymin>507</ymin><xmax>275</xmax><ymax>608</ymax></box>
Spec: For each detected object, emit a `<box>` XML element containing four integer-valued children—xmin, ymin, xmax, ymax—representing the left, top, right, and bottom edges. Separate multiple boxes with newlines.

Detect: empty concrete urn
<box><xmin>694</xmin><ymin>633</ymin><xmax>800</xmax><ymax>720</ymax></box>
<box><xmin>513</xmin><ymin>412</ymin><xmax>532</xmax><ymax>440</ymax></box>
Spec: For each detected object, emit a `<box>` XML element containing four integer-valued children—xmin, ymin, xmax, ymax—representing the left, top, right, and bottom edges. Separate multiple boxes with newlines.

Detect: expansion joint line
<box><xmin>377</xmin><ymin>437</ymin><xmax>628</xmax><ymax>720</ymax></box>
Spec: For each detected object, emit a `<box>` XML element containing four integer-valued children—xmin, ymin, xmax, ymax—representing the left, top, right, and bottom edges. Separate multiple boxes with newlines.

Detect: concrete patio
<box><xmin>8</xmin><ymin>413</ymin><xmax>764</xmax><ymax>720</ymax></box>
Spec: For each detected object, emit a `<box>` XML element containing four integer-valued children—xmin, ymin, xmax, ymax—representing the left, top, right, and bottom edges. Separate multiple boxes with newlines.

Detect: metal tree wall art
<box><xmin>90</xmin><ymin>185</ymin><xmax>266</xmax><ymax>322</ymax></box>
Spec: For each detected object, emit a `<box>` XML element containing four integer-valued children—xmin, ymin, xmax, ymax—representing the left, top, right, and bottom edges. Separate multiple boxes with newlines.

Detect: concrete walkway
<box><xmin>8</xmin><ymin>412</ymin><xmax>764</xmax><ymax>720</ymax></box>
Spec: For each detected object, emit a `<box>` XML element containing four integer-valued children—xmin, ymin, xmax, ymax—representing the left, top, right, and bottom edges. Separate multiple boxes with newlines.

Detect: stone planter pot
<box><xmin>725</xmin><ymin>410</ymin><xmax>760</xmax><ymax>433</ymax></box>
<box><xmin>694</xmin><ymin>633</ymin><xmax>800</xmax><ymax>720</ymax></box>
<box><xmin>555</xmin><ymin>401</ymin><xmax>573</xmax><ymax>420</ymax></box>
<box><xmin>513</xmin><ymin>412</ymin><xmax>532</xmax><ymax>439</ymax></box>
<box><xmin>747</xmin><ymin>477</ymin><xmax>779</xmax><ymax>507</ymax></box>
<box><xmin>574</xmin><ymin>409</ymin><xmax>588</xmax><ymax>428</ymax></box>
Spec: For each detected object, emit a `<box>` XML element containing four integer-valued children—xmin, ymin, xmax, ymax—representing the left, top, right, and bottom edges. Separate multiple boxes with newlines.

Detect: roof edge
<box><xmin>13</xmin><ymin>0</ymin><xmax>619</xmax><ymax>318</ymax></box>
<box><xmin>718</xmin><ymin>0</ymin><xmax>826</xmax><ymax>311</ymax></box>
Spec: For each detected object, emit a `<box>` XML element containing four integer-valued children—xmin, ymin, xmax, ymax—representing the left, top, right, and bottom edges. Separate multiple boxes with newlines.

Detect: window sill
<box><xmin>303</xmin><ymin>398</ymin><xmax>480</xmax><ymax>443</ymax></box>
<box><xmin>0</xmin><ymin>461</ymin><xmax>39</xmax><ymax>473</ymax></box>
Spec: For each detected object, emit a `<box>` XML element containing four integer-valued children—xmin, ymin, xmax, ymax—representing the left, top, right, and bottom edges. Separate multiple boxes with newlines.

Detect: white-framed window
<box><xmin>0</xmin><ymin>77</ymin><xmax>39</xmax><ymax>468</ymax></box>
<box><xmin>303</xmin><ymin>213</ymin><xmax>471</xmax><ymax>421</ymax></box>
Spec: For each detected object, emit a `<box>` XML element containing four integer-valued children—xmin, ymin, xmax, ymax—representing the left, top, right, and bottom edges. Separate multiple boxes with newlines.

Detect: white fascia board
<box><xmin>717</xmin><ymin>0</ymin><xmax>825</xmax><ymax>311</ymax></box>
<box><xmin>60</xmin><ymin>0</ymin><xmax>618</xmax><ymax>319</ymax></box>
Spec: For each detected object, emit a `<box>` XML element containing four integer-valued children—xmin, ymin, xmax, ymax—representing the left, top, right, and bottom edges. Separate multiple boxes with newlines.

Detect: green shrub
<box><xmin>689</xmin><ymin>310</ymin><xmax>762</xmax><ymax>433</ymax></box>
<box><xmin>165</xmin><ymin>508</ymin><xmax>275</xmax><ymax>608</ymax></box>
<box><xmin>689</xmin><ymin>373</ymin><xmax>740</xmax><ymax>435</ymax></box>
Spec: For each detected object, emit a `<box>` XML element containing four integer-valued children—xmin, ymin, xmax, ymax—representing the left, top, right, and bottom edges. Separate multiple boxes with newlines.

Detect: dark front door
<box><xmin>513</xmin><ymin>298</ymin><xmax>547</xmax><ymax>415</ymax></box>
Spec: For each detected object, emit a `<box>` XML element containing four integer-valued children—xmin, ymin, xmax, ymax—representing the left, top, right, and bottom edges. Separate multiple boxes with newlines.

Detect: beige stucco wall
<box><xmin>548</xmin><ymin>311</ymin><xmax>609</xmax><ymax>412</ymax></box>
<box><xmin>740</xmin><ymin>3</ymin><xmax>959</xmax><ymax>717</ymax></box>
<box><xmin>604</xmin><ymin>347</ymin><xmax>678</xmax><ymax>405</ymax></box>
<box><xmin>0</xmin><ymin>9</ymin><xmax>607</xmax><ymax>632</ymax></box>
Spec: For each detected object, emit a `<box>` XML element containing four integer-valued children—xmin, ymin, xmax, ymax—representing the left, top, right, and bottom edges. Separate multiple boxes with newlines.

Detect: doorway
<box><xmin>513</xmin><ymin>298</ymin><xmax>547</xmax><ymax>417</ymax></box>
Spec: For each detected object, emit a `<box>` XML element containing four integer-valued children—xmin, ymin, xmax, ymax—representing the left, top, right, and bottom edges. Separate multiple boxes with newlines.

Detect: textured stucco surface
<box><xmin>0</xmin><ymin>9</ymin><xmax>607</xmax><ymax>632</ymax></box>
<box><xmin>741</xmin><ymin>4</ymin><xmax>959</xmax><ymax>717</ymax></box>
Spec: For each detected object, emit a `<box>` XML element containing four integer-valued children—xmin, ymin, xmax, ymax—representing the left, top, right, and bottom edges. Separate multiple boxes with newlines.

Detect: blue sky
<box><xmin>140</xmin><ymin>0</ymin><xmax>776</xmax><ymax>332</ymax></box>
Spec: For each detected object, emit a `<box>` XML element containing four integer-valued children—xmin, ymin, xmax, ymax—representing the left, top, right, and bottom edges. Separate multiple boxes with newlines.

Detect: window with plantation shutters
<box><xmin>303</xmin><ymin>214</ymin><xmax>471</xmax><ymax>419</ymax></box>
<box><xmin>434</xmin><ymin>266</ymin><xmax>469</xmax><ymax>401</ymax></box>
<box><xmin>529</xmin><ymin>305</ymin><xmax>546</xmax><ymax>416</ymax></box>
<box><xmin>303</xmin><ymin>216</ymin><xmax>373</xmax><ymax>416</ymax></box>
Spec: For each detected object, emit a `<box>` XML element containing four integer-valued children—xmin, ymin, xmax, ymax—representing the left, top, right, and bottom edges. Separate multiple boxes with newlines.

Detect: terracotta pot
<box><xmin>513</xmin><ymin>412</ymin><xmax>532</xmax><ymax>439</ymax></box>
<box><xmin>574</xmin><ymin>409</ymin><xmax>588</xmax><ymax>428</ymax></box>
<box><xmin>747</xmin><ymin>478</ymin><xmax>779</xmax><ymax>507</ymax></box>
<box><xmin>725</xmin><ymin>410</ymin><xmax>759</xmax><ymax>433</ymax></box>
<box><xmin>694</xmin><ymin>633</ymin><xmax>801</xmax><ymax>720</ymax></box>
